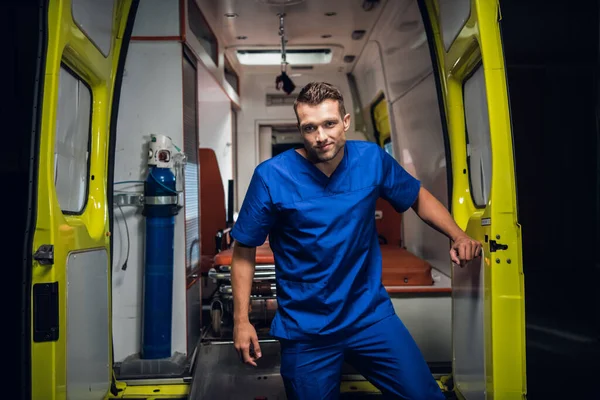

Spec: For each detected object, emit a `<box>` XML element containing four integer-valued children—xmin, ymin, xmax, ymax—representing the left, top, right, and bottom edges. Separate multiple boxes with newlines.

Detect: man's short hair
<box><xmin>293</xmin><ymin>82</ymin><xmax>347</xmax><ymax>124</ymax></box>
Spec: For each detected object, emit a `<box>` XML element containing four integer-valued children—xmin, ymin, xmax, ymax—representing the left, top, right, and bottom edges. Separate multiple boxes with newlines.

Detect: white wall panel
<box><xmin>112</xmin><ymin>42</ymin><xmax>186</xmax><ymax>362</ymax></box>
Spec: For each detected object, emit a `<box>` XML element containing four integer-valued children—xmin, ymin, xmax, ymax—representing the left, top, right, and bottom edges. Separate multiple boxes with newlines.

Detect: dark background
<box><xmin>500</xmin><ymin>0</ymin><xmax>599</xmax><ymax>398</ymax></box>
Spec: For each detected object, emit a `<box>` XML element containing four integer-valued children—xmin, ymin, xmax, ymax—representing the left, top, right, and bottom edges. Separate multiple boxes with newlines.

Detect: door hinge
<box><xmin>489</xmin><ymin>240</ymin><xmax>508</xmax><ymax>252</ymax></box>
<box><xmin>33</xmin><ymin>244</ymin><xmax>54</xmax><ymax>266</ymax></box>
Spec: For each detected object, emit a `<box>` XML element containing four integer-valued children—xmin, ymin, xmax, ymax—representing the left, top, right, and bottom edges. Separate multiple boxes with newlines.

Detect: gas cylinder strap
<box><xmin>145</xmin><ymin>195</ymin><xmax>178</xmax><ymax>205</ymax></box>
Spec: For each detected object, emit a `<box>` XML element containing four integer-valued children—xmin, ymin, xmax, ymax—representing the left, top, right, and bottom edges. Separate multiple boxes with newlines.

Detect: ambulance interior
<box><xmin>110</xmin><ymin>0</ymin><xmax>453</xmax><ymax>394</ymax></box>
<box><xmin>98</xmin><ymin>0</ymin><xmax>598</xmax><ymax>398</ymax></box>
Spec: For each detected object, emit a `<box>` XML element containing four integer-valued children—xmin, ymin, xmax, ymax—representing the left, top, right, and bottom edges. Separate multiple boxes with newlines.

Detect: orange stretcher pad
<box><xmin>213</xmin><ymin>241</ymin><xmax>275</xmax><ymax>265</ymax></box>
<box><xmin>213</xmin><ymin>242</ymin><xmax>434</xmax><ymax>288</ymax></box>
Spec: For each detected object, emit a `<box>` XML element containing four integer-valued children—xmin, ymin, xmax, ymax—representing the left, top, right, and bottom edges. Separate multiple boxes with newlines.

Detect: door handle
<box><xmin>489</xmin><ymin>240</ymin><xmax>508</xmax><ymax>252</ymax></box>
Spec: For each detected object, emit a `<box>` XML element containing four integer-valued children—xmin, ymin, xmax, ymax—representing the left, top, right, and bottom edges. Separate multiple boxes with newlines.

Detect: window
<box><xmin>266</xmin><ymin>94</ymin><xmax>296</xmax><ymax>106</ymax></box>
<box><xmin>182</xmin><ymin>51</ymin><xmax>200</xmax><ymax>272</ymax></box>
<box><xmin>463</xmin><ymin>64</ymin><xmax>492</xmax><ymax>208</ymax></box>
<box><xmin>231</xmin><ymin>106</ymin><xmax>238</xmax><ymax>211</ymax></box>
<box><xmin>71</xmin><ymin>0</ymin><xmax>115</xmax><ymax>57</ymax></box>
<box><xmin>224</xmin><ymin>57</ymin><xmax>239</xmax><ymax>94</ymax></box>
<box><xmin>438</xmin><ymin>0</ymin><xmax>471</xmax><ymax>51</ymax></box>
<box><xmin>54</xmin><ymin>64</ymin><xmax>92</xmax><ymax>214</ymax></box>
<box><xmin>370</xmin><ymin>93</ymin><xmax>391</xmax><ymax>148</ymax></box>
<box><xmin>188</xmin><ymin>0</ymin><xmax>218</xmax><ymax>66</ymax></box>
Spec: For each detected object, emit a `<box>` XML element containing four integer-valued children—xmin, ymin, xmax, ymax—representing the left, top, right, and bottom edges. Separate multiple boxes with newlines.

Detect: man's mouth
<box><xmin>317</xmin><ymin>143</ymin><xmax>333</xmax><ymax>151</ymax></box>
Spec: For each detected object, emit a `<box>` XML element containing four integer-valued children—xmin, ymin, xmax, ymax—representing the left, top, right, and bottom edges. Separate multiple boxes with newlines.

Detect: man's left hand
<box><xmin>450</xmin><ymin>235</ymin><xmax>482</xmax><ymax>266</ymax></box>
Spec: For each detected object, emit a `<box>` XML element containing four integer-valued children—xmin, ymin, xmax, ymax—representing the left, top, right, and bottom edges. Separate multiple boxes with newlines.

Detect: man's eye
<box><xmin>304</xmin><ymin>126</ymin><xmax>315</xmax><ymax>132</ymax></box>
<box><xmin>325</xmin><ymin>121</ymin><xmax>335</xmax><ymax>127</ymax></box>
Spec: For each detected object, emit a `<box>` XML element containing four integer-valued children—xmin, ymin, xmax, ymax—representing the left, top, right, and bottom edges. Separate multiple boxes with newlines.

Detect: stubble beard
<box><xmin>306</xmin><ymin>139</ymin><xmax>345</xmax><ymax>164</ymax></box>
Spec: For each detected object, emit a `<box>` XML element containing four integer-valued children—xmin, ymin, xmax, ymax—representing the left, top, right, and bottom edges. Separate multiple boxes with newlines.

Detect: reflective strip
<box><xmin>145</xmin><ymin>195</ymin><xmax>178</xmax><ymax>205</ymax></box>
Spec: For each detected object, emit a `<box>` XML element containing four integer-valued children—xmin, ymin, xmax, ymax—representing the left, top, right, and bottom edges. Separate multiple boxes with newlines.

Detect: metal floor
<box><xmin>188</xmin><ymin>340</ymin><xmax>455</xmax><ymax>399</ymax></box>
<box><xmin>189</xmin><ymin>341</ymin><xmax>286</xmax><ymax>399</ymax></box>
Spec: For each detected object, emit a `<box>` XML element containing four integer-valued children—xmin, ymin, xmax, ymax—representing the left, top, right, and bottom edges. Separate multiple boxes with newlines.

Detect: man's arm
<box><xmin>231</xmin><ymin>241</ymin><xmax>256</xmax><ymax>322</ymax></box>
<box><xmin>411</xmin><ymin>186</ymin><xmax>481</xmax><ymax>265</ymax></box>
<box><xmin>231</xmin><ymin>241</ymin><xmax>262</xmax><ymax>366</ymax></box>
<box><xmin>228</xmin><ymin>168</ymin><xmax>275</xmax><ymax>366</ymax></box>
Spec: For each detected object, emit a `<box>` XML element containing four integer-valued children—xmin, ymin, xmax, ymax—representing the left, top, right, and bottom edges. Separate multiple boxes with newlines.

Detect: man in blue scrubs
<box><xmin>230</xmin><ymin>82</ymin><xmax>481</xmax><ymax>399</ymax></box>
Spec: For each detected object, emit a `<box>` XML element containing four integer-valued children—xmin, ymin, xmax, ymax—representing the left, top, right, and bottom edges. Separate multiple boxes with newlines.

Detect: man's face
<box><xmin>296</xmin><ymin>99</ymin><xmax>351</xmax><ymax>163</ymax></box>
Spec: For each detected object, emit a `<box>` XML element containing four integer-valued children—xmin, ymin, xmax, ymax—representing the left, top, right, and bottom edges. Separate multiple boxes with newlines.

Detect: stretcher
<box><xmin>207</xmin><ymin>240</ymin><xmax>277</xmax><ymax>337</ymax></box>
<box><xmin>205</xmin><ymin>204</ymin><xmax>435</xmax><ymax>337</ymax></box>
<box><xmin>206</xmin><ymin>245</ymin><xmax>433</xmax><ymax>336</ymax></box>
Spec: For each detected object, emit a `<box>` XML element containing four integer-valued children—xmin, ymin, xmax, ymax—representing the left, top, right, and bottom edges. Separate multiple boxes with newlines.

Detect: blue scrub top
<box><xmin>231</xmin><ymin>140</ymin><xmax>421</xmax><ymax>340</ymax></box>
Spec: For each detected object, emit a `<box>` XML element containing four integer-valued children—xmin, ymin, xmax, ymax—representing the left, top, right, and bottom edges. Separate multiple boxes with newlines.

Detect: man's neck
<box><xmin>297</xmin><ymin>146</ymin><xmax>345</xmax><ymax>177</ymax></box>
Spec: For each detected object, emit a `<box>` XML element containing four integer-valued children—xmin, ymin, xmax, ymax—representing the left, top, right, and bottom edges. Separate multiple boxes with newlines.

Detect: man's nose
<box><xmin>315</xmin><ymin>127</ymin><xmax>326</xmax><ymax>142</ymax></box>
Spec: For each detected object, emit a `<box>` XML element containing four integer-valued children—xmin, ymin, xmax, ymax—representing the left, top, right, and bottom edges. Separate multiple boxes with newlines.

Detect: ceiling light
<box><xmin>237</xmin><ymin>49</ymin><xmax>332</xmax><ymax>65</ymax></box>
<box><xmin>224</xmin><ymin>13</ymin><xmax>238</xmax><ymax>18</ymax></box>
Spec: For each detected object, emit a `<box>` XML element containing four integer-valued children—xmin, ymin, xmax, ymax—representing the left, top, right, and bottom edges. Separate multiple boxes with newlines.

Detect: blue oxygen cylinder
<box><xmin>141</xmin><ymin>165</ymin><xmax>178</xmax><ymax>359</ymax></box>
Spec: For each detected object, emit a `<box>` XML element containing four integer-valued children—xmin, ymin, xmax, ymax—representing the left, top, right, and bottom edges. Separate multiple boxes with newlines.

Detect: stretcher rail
<box><xmin>219</xmin><ymin>284</ymin><xmax>277</xmax><ymax>294</ymax></box>
<box><xmin>218</xmin><ymin>264</ymin><xmax>275</xmax><ymax>272</ymax></box>
<box><xmin>208</xmin><ymin>269</ymin><xmax>276</xmax><ymax>280</ymax></box>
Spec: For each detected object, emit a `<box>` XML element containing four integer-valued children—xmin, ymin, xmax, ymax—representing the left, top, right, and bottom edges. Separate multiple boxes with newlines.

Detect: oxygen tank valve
<box><xmin>146</xmin><ymin>133</ymin><xmax>185</xmax><ymax>210</ymax></box>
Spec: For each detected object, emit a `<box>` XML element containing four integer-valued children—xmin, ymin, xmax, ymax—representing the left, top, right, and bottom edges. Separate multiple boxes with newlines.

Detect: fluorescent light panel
<box><xmin>236</xmin><ymin>49</ymin><xmax>332</xmax><ymax>65</ymax></box>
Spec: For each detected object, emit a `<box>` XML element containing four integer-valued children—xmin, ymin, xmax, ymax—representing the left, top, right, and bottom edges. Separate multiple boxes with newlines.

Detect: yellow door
<box><xmin>422</xmin><ymin>0</ymin><xmax>526</xmax><ymax>398</ymax></box>
<box><xmin>30</xmin><ymin>1</ymin><xmax>137</xmax><ymax>398</ymax></box>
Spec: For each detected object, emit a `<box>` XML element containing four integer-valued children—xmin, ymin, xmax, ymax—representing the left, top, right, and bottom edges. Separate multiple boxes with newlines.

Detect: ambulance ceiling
<box><xmin>200</xmin><ymin>0</ymin><xmax>387</xmax><ymax>74</ymax></box>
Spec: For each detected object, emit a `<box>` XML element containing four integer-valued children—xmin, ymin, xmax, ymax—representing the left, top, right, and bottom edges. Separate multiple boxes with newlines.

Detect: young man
<box><xmin>230</xmin><ymin>82</ymin><xmax>481</xmax><ymax>399</ymax></box>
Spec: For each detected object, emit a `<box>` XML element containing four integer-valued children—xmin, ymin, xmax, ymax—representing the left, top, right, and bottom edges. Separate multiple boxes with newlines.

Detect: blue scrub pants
<box><xmin>279</xmin><ymin>314</ymin><xmax>445</xmax><ymax>399</ymax></box>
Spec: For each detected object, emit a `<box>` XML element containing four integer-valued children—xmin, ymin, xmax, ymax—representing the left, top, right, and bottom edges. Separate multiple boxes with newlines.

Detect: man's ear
<box><xmin>343</xmin><ymin>113</ymin><xmax>351</xmax><ymax>131</ymax></box>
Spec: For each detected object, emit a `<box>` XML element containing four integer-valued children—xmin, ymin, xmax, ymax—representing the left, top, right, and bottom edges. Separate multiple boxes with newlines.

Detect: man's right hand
<box><xmin>233</xmin><ymin>320</ymin><xmax>262</xmax><ymax>366</ymax></box>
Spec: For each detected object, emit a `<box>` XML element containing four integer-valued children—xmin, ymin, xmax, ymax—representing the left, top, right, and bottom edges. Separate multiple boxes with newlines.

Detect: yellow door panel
<box><xmin>423</xmin><ymin>0</ymin><xmax>526</xmax><ymax>398</ymax></box>
<box><xmin>31</xmin><ymin>1</ymin><xmax>136</xmax><ymax>399</ymax></box>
